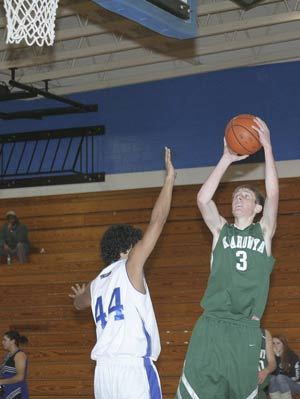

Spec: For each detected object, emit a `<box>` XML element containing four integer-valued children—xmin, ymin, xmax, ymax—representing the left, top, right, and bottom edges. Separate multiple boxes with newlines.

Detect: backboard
<box><xmin>91</xmin><ymin>0</ymin><xmax>197</xmax><ymax>39</ymax></box>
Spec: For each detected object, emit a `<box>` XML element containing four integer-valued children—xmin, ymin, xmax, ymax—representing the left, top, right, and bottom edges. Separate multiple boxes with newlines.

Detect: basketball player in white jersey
<box><xmin>69</xmin><ymin>147</ymin><xmax>175</xmax><ymax>399</ymax></box>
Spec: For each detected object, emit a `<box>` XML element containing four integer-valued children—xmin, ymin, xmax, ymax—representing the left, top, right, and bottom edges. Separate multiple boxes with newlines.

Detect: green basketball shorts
<box><xmin>175</xmin><ymin>314</ymin><xmax>261</xmax><ymax>399</ymax></box>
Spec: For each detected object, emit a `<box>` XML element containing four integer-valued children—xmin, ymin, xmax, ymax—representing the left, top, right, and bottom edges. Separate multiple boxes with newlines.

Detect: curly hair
<box><xmin>100</xmin><ymin>224</ymin><xmax>143</xmax><ymax>266</ymax></box>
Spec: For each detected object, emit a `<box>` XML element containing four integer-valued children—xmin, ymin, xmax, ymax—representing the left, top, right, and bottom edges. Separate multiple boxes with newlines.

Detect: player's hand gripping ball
<box><xmin>225</xmin><ymin>114</ymin><xmax>262</xmax><ymax>155</ymax></box>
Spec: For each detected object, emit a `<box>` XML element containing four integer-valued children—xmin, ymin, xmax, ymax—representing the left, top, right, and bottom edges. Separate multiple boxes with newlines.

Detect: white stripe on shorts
<box><xmin>176</xmin><ymin>385</ymin><xmax>183</xmax><ymax>399</ymax></box>
<box><xmin>181</xmin><ymin>371</ymin><xmax>200</xmax><ymax>399</ymax></box>
<box><xmin>246</xmin><ymin>386</ymin><xmax>258</xmax><ymax>399</ymax></box>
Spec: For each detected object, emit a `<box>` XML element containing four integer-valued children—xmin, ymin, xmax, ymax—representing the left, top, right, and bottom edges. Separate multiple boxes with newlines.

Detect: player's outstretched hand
<box><xmin>165</xmin><ymin>147</ymin><xmax>176</xmax><ymax>181</ymax></box>
<box><xmin>223</xmin><ymin>138</ymin><xmax>249</xmax><ymax>163</ymax></box>
<box><xmin>252</xmin><ymin>117</ymin><xmax>271</xmax><ymax>150</ymax></box>
<box><xmin>69</xmin><ymin>283</ymin><xmax>87</xmax><ymax>299</ymax></box>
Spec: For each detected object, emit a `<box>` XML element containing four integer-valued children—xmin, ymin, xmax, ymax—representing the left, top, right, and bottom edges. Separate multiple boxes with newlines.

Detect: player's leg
<box><xmin>94</xmin><ymin>358</ymin><xmax>161</xmax><ymax>399</ymax></box>
<box><xmin>257</xmin><ymin>386</ymin><xmax>267</xmax><ymax>399</ymax></box>
<box><xmin>227</xmin><ymin>321</ymin><xmax>261</xmax><ymax>399</ymax></box>
<box><xmin>257</xmin><ymin>375</ymin><xmax>270</xmax><ymax>399</ymax></box>
<box><xmin>176</xmin><ymin>316</ymin><xmax>228</xmax><ymax>399</ymax></box>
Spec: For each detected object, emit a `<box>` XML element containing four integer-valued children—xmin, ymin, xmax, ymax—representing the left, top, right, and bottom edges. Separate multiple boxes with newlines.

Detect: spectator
<box><xmin>269</xmin><ymin>335</ymin><xmax>300</xmax><ymax>399</ymax></box>
<box><xmin>0</xmin><ymin>211</ymin><xmax>30</xmax><ymax>264</ymax></box>
<box><xmin>0</xmin><ymin>330</ymin><xmax>29</xmax><ymax>399</ymax></box>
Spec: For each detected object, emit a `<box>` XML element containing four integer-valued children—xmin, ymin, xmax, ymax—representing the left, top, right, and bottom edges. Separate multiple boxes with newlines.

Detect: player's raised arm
<box><xmin>197</xmin><ymin>139</ymin><xmax>248</xmax><ymax>237</ymax></box>
<box><xmin>126</xmin><ymin>147</ymin><xmax>176</xmax><ymax>293</ymax></box>
<box><xmin>253</xmin><ymin>118</ymin><xmax>279</xmax><ymax>241</ymax></box>
<box><xmin>69</xmin><ymin>282</ymin><xmax>91</xmax><ymax>310</ymax></box>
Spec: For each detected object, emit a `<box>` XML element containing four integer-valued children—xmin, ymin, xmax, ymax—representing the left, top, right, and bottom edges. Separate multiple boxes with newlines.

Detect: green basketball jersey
<box><xmin>201</xmin><ymin>223</ymin><xmax>275</xmax><ymax>320</ymax></box>
<box><xmin>259</xmin><ymin>329</ymin><xmax>268</xmax><ymax>371</ymax></box>
<box><xmin>258</xmin><ymin>329</ymin><xmax>270</xmax><ymax>399</ymax></box>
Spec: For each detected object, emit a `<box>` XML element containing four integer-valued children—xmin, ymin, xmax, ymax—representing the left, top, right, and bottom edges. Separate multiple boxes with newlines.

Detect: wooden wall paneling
<box><xmin>0</xmin><ymin>177</ymin><xmax>298</xmax><ymax>398</ymax></box>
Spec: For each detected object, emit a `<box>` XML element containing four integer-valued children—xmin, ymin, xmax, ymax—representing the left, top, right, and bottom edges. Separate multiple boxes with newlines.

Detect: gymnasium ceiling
<box><xmin>0</xmin><ymin>0</ymin><xmax>300</xmax><ymax>96</ymax></box>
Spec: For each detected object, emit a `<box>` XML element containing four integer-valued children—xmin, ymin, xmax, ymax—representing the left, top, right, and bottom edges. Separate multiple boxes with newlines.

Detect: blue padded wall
<box><xmin>0</xmin><ymin>61</ymin><xmax>299</xmax><ymax>175</ymax></box>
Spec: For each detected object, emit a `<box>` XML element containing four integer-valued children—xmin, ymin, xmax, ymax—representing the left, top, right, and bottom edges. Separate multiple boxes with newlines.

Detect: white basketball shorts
<box><xmin>94</xmin><ymin>356</ymin><xmax>162</xmax><ymax>399</ymax></box>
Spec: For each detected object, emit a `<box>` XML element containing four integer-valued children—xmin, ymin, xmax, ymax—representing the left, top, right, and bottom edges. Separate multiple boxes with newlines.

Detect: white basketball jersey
<box><xmin>90</xmin><ymin>259</ymin><xmax>161</xmax><ymax>361</ymax></box>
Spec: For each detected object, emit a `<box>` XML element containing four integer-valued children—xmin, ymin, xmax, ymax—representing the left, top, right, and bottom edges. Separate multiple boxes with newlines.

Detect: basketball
<box><xmin>225</xmin><ymin>114</ymin><xmax>262</xmax><ymax>155</ymax></box>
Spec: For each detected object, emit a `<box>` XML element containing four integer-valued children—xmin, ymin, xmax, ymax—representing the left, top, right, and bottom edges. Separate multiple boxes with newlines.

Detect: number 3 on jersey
<box><xmin>236</xmin><ymin>250</ymin><xmax>248</xmax><ymax>271</ymax></box>
<box><xmin>95</xmin><ymin>287</ymin><xmax>124</xmax><ymax>328</ymax></box>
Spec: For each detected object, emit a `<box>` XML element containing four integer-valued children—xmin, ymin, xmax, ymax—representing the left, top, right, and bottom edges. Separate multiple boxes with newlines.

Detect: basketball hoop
<box><xmin>3</xmin><ymin>0</ymin><xmax>59</xmax><ymax>47</ymax></box>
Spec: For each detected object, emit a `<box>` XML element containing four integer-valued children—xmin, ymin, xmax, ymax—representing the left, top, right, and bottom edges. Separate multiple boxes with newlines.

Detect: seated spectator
<box><xmin>0</xmin><ymin>330</ymin><xmax>29</xmax><ymax>399</ymax></box>
<box><xmin>269</xmin><ymin>334</ymin><xmax>300</xmax><ymax>399</ymax></box>
<box><xmin>0</xmin><ymin>211</ymin><xmax>30</xmax><ymax>264</ymax></box>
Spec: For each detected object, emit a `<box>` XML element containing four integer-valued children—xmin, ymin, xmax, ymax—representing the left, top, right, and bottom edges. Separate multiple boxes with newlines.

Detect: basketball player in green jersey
<box><xmin>176</xmin><ymin>117</ymin><xmax>279</xmax><ymax>399</ymax></box>
<box><xmin>258</xmin><ymin>329</ymin><xmax>276</xmax><ymax>399</ymax></box>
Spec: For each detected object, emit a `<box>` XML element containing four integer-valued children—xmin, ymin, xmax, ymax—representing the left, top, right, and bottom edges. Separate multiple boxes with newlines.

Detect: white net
<box><xmin>4</xmin><ymin>0</ymin><xmax>60</xmax><ymax>47</ymax></box>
